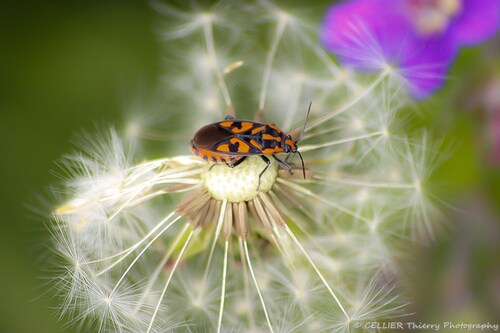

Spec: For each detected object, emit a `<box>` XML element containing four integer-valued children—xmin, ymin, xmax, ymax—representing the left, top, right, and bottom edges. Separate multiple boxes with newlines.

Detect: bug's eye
<box><xmin>193</xmin><ymin>124</ymin><xmax>230</xmax><ymax>147</ymax></box>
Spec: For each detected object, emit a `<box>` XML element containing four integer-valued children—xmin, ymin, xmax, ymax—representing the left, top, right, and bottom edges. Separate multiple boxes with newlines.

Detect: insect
<box><xmin>190</xmin><ymin>103</ymin><xmax>311</xmax><ymax>190</ymax></box>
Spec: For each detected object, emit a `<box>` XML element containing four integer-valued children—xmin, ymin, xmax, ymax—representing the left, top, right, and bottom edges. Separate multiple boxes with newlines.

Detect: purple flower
<box><xmin>320</xmin><ymin>0</ymin><xmax>500</xmax><ymax>99</ymax></box>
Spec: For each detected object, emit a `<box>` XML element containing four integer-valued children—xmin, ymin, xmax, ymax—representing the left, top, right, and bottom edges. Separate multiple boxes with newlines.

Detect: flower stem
<box><xmin>199</xmin><ymin>199</ymin><xmax>228</xmax><ymax>297</ymax></box>
<box><xmin>307</xmin><ymin>68</ymin><xmax>391</xmax><ymax>131</ymax></box>
<box><xmin>238</xmin><ymin>237</ymin><xmax>256</xmax><ymax>331</ymax></box>
<box><xmin>300</xmin><ymin>131</ymin><xmax>384</xmax><ymax>152</ymax></box>
<box><xmin>95</xmin><ymin>213</ymin><xmax>180</xmax><ymax>275</ymax></box>
<box><xmin>278</xmin><ymin>178</ymin><xmax>372</xmax><ymax>224</ymax></box>
<box><xmin>243</xmin><ymin>238</ymin><xmax>275</xmax><ymax>333</ymax></box>
<box><xmin>258</xmin><ymin>17</ymin><xmax>288</xmax><ymax>112</ymax></box>
<box><xmin>216</xmin><ymin>240</ymin><xmax>229</xmax><ymax>333</ymax></box>
<box><xmin>283</xmin><ymin>225</ymin><xmax>350</xmax><ymax>320</ymax></box>
<box><xmin>203</xmin><ymin>18</ymin><xmax>233</xmax><ymax>115</ymax></box>
<box><xmin>147</xmin><ymin>226</ymin><xmax>194</xmax><ymax>333</ymax></box>
<box><xmin>134</xmin><ymin>222</ymin><xmax>191</xmax><ymax>314</ymax></box>
<box><xmin>110</xmin><ymin>214</ymin><xmax>181</xmax><ymax>296</ymax></box>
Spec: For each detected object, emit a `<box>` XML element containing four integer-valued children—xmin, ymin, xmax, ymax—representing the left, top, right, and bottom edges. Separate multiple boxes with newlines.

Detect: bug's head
<box><xmin>284</xmin><ymin>135</ymin><xmax>307</xmax><ymax>179</ymax></box>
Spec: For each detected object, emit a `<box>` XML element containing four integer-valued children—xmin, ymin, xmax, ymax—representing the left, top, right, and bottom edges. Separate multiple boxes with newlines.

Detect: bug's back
<box><xmin>190</xmin><ymin>119</ymin><xmax>297</xmax><ymax>166</ymax></box>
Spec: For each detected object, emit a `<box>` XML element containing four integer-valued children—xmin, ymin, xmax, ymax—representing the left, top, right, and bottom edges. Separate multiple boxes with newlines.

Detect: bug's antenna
<box><xmin>297</xmin><ymin>150</ymin><xmax>306</xmax><ymax>179</ymax></box>
<box><xmin>293</xmin><ymin>102</ymin><xmax>311</xmax><ymax>179</ymax></box>
<box><xmin>297</xmin><ymin>101</ymin><xmax>312</xmax><ymax>143</ymax></box>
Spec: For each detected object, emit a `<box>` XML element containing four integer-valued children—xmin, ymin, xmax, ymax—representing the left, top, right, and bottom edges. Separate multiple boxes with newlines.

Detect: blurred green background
<box><xmin>0</xmin><ymin>1</ymin><xmax>499</xmax><ymax>332</ymax></box>
<box><xmin>0</xmin><ymin>2</ymin><xmax>160</xmax><ymax>332</ymax></box>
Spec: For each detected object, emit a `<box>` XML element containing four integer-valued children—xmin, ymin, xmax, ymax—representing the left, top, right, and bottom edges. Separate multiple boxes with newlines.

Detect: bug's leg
<box><xmin>231</xmin><ymin>156</ymin><xmax>246</xmax><ymax>168</ymax></box>
<box><xmin>209</xmin><ymin>156</ymin><xmax>224</xmax><ymax>171</ymax></box>
<box><xmin>257</xmin><ymin>155</ymin><xmax>271</xmax><ymax>191</ymax></box>
<box><xmin>225</xmin><ymin>114</ymin><xmax>235</xmax><ymax>120</ymax></box>
<box><xmin>272</xmin><ymin>155</ymin><xmax>293</xmax><ymax>175</ymax></box>
<box><xmin>209</xmin><ymin>160</ymin><xmax>220</xmax><ymax>171</ymax></box>
<box><xmin>219</xmin><ymin>156</ymin><xmax>246</xmax><ymax>170</ymax></box>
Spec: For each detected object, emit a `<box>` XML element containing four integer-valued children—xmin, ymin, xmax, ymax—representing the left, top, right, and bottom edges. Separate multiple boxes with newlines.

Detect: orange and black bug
<box><xmin>191</xmin><ymin>103</ymin><xmax>311</xmax><ymax>190</ymax></box>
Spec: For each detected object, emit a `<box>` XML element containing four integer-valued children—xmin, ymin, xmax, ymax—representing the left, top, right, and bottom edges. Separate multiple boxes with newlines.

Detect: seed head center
<box><xmin>202</xmin><ymin>156</ymin><xmax>278</xmax><ymax>202</ymax></box>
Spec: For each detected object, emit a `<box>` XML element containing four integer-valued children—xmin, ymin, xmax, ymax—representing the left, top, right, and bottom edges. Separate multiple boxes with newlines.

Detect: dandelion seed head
<box><xmin>293</xmin><ymin>71</ymin><xmax>305</xmax><ymax>83</ymax></box>
<box><xmin>191</xmin><ymin>296</ymin><xmax>204</xmax><ymax>309</ymax></box>
<box><xmin>277</xmin><ymin>11</ymin><xmax>290</xmax><ymax>24</ymax></box>
<box><xmin>234</xmin><ymin>298</ymin><xmax>252</xmax><ymax>316</ymax></box>
<box><xmin>389</xmin><ymin>169</ymin><xmax>402</xmax><ymax>181</ymax></box>
<box><xmin>200</xmin><ymin>12</ymin><xmax>213</xmax><ymax>24</ymax></box>
<box><xmin>198</xmin><ymin>54</ymin><xmax>214</xmax><ymax>70</ymax></box>
<box><xmin>328</xmin><ymin>259</ymin><xmax>342</xmax><ymax>273</ymax></box>
<box><xmin>351</xmin><ymin>117</ymin><xmax>364</xmax><ymax>130</ymax></box>
<box><xmin>124</xmin><ymin>121</ymin><xmax>141</xmax><ymax>141</ymax></box>
<box><xmin>45</xmin><ymin>1</ymin><xmax>445</xmax><ymax>331</ymax></box>
<box><xmin>414</xmin><ymin>180</ymin><xmax>421</xmax><ymax>193</ymax></box>
<box><xmin>356</xmin><ymin>188</ymin><xmax>369</xmax><ymax>202</ymax></box>
<box><xmin>202</xmin><ymin>96</ymin><xmax>220</xmax><ymax>112</ymax></box>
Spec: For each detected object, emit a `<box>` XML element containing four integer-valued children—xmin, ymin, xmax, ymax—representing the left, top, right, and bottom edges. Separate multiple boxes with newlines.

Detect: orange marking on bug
<box><xmin>231</xmin><ymin>122</ymin><xmax>254</xmax><ymax>133</ymax></box>
<box><xmin>220</xmin><ymin>121</ymin><xmax>234</xmax><ymax>128</ymax></box>
<box><xmin>262</xmin><ymin>147</ymin><xmax>282</xmax><ymax>154</ymax></box>
<box><xmin>250</xmin><ymin>139</ymin><xmax>262</xmax><ymax>150</ymax></box>
<box><xmin>197</xmin><ymin>147</ymin><xmax>231</xmax><ymax>162</ymax></box>
<box><xmin>262</xmin><ymin>134</ymin><xmax>281</xmax><ymax>142</ymax></box>
<box><xmin>251</xmin><ymin>125</ymin><xmax>266</xmax><ymax>134</ymax></box>
<box><xmin>229</xmin><ymin>138</ymin><xmax>250</xmax><ymax>153</ymax></box>
<box><xmin>217</xmin><ymin>144</ymin><xmax>231</xmax><ymax>152</ymax></box>
<box><xmin>197</xmin><ymin>148</ymin><xmax>215</xmax><ymax>158</ymax></box>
